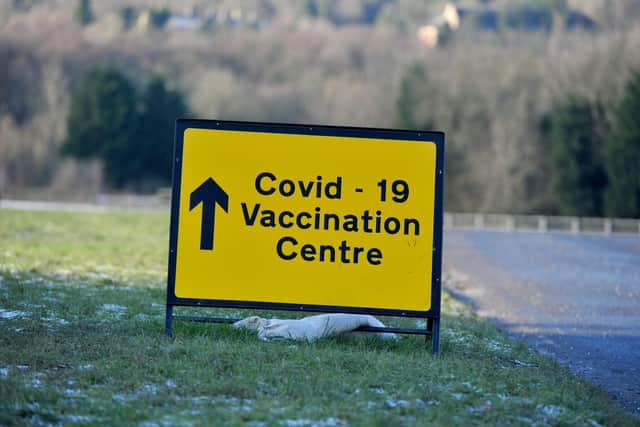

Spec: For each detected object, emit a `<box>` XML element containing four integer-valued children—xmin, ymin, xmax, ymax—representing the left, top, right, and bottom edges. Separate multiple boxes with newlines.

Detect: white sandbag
<box><xmin>233</xmin><ymin>313</ymin><xmax>398</xmax><ymax>342</ymax></box>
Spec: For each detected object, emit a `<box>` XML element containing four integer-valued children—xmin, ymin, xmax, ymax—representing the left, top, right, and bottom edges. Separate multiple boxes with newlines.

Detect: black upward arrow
<box><xmin>190</xmin><ymin>177</ymin><xmax>229</xmax><ymax>250</ymax></box>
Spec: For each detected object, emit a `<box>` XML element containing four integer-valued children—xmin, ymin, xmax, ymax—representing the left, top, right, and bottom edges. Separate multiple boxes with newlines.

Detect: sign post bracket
<box><xmin>431</xmin><ymin>317</ymin><xmax>440</xmax><ymax>354</ymax></box>
<box><xmin>165</xmin><ymin>304</ymin><xmax>174</xmax><ymax>337</ymax></box>
<box><xmin>165</xmin><ymin>309</ymin><xmax>441</xmax><ymax>353</ymax></box>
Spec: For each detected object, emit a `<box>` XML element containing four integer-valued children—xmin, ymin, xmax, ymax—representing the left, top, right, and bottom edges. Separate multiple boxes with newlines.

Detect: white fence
<box><xmin>444</xmin><ymin>212</ymin><xmax>640</xmax><ymax>235</ymax></box>
<box><xmin>0</xmin><ymin>194</ymin><xmax>170</xmax><ymax>212</ymax></box>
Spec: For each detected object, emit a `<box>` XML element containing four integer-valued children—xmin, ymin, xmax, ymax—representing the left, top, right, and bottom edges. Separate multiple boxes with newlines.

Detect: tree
<box><xmin>149</xmin><ymin>7</ymin><xmax>171</xmax><ymax>30</ymax></box>
<box><xmin>394</xmin><ymin>63</ymin><xmax>433</xmax><ymax>130</ymax></box>
<box><xmin>549</xmin><ymin>96</ymin><xmax>607</xmax><ymax>216</ymax></box>
<box><xmin>304</xmin><ymin>0</ymin><xmax>320</xmax><ymax>18</ymax></box>
<box><xmin>63</xmin><ymin>67</ymin><xmax>189</xmax><ymax>190</ymax></box>
<box><xmin>136</xmin><ymin>76</ymin><xmax>189</xmax><ymax>186</ymax></box>
<box><xmin>120</xmin><ymin>6</ymin><xmax>137</xmax><ymax>31</ymax></box>
<box><xmin>63</xmin><ymin>67</ymin><xmax>137</xmax><ymax>188</ymax></box>
<box><xmin>75</xmin><ymin>0</ymin><xmax>94</xmax><ymax>26</ymax></box>
<box><xmin>604</xmin><ymin>71</ymin><xmax>640</xmax><ymax>217</ymax></box>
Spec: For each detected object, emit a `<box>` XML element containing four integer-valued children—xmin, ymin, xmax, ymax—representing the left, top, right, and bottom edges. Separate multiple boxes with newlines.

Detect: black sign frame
<box><xmin>165</xmin><ymin>119</ymin><xmax>445</xmax><ymax>353</ymax></box>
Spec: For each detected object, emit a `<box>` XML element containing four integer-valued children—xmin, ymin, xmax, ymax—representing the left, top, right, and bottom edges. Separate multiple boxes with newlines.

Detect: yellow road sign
<box><xmin>167</xmin><ymin>120</ymin><xmax>444</xmax><ymax>315</ymax></box>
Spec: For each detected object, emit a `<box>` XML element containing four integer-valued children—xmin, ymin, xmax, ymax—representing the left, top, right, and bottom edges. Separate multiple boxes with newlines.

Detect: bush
<box><xmin>604</xmin><ymin>71</ymin><xmax>640</xmax><ymax>217</ymax></box>
<box><xmin>63</xmin><ymin>67</ymin><xmax>188</xmax><ymax>190</ymax></box>
<box><xmin>120</xmin><ymin>6</ymin><xmax>137</xmax><ymax>31</ymax></box>
<box><xmin>136</xmin><ymin>76</ymin><xmax>189</xmax><ymax>185</ymax></box>
<box><xmin>149</xmin><ymin>8</ymin><xmax>171</xmax><ymax>30</ymax></box>
<box><xmin>549</xmin><ymin>96</ymin><xmax>607</xmax><ymax>216</ymax></box>
<box><xmin>63</xmin><ymin>67</ymin><xmax>137</xmax><ymax>188</ymax></box>
<box><xmin>75</xmin><ymin>0</ymin><xmax>94</xmax><ymax>26</ymax></box>
<box><xmin>394</xmin><ymin>63</ymin><xmax>432</xmax><ymax>130</ymax></box>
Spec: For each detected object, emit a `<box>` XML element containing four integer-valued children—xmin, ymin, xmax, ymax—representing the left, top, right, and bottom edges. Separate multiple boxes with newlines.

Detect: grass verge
<box><xmin>0</xmin><ymin>209</ymin><xmax>636</xmax><ymax>426</ymax></box>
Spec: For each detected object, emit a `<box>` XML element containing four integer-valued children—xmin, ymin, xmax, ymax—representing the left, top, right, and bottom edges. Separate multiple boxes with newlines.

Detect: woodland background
<box><xmin>1</xmin><ymin>0</ymin><xmax>640</xmax><ymax>216</ymax></box>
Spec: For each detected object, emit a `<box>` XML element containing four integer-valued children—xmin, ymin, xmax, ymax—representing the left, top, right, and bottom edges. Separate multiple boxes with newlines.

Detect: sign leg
<box><xmin>425</xmin><ymin>318</ymin><xmax>434</xmax><ymax>343</ymax></box>
<box><xmin>165</xmin><ymin>304</ymin><xmax>174</xmax><ymax>337</ymax></box>
<box><xmin>431</xmin><ymin>318</ymin><xmax>440</xmax><ymax>355</ymax></box>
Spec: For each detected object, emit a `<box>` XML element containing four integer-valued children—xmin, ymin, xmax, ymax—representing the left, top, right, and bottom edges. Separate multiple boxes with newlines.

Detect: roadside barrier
<box><xmin>444</xmin><ymin>212</ymin><xmax>640</xmax><ymax>235</ymax></box>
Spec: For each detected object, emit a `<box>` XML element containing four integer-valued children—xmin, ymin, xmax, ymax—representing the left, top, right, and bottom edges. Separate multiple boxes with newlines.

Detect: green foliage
<box><xmin>0</xmin><ymin>43</ymin><xmax>39</xmax><ymax>125</ymax></box>
<box><xmin>149</xmin><ymin>7</ymin><xmax>171</xmax><ymax>30</ymax></box>
<box><xmin>300</xmin><ymin>0</ymin><xmax>388</xmax><ymax>25</ymax></box>
<box><xmin>74</xmin><ymin>0</ymin><xmax>94</xmax><ymax>26</ymax></box>
<box><xmin>136</xmin><ymin>76</ymin><xmax>189</xmax><ymax>185</ymax></box>
<box><xmin>304</xmin><ymin>0</ymin><xmax>320</xmax><ymax>18</ymax></box>
<box><xmin>496</xmin><ymin>0</ymin><xmax>571</xmax><ymax>32</ymax></box>
<box><xmin>63</xmin><ymin>67</ymin><xmax>188</xmax><ymax>190</ymax></box>
<box><xmin>394</xmin><ymin>63</ymin><xmax>432</xmax><ymax>130</ymax></box>
<box><xmin>309</xmin><ymin>0</ymin><xmax>337</xmax><ymax>22</ymax></box>
<box><xmin>63</xmin><ymin>67</ymin><xmax>137</xmax><ymax>187</ymax></box>
<box><xmin>119</xmin><ymin>6</ymin><xmax>137</xmax><ymax>31</ymax></box>
<box><xmin>501</xmin><ymin>4</ymin><xmax>553</xmax><ymax>32</ymax></box>
<box><xmin>604</xmin><ymin>71</ymin><xmax>640</xmax><ymax>217</ymax></box>
<box><xmin>509</xmin><ymin>0</ymin><xmax>568</xmax><ymax>12</ymax></box>
<box><xmin>361</xmin><ymin>0</ymin><xmax>389</xmax><ymax>25</ymax></box>
<box><xmin>549</xmin><ymin>96</ymin><xmax>607</xmax><ymax>216</ymax></box>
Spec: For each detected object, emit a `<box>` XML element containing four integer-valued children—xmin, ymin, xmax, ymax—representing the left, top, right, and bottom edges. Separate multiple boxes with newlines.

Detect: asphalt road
<box><xmin>444</xmin><ymin>230</ymin><xmax>640</xmax><ymax>416</ymax></box>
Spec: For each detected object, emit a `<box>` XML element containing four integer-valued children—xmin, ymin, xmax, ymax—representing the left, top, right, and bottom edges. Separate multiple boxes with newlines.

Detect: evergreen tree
<box><xmin>120</xmin><ymin>6</ymin><xmax>137</xmax><ymax>31</ymax></box>
<box><xmin>63</xmin><ymin>68</ymin><xmax>189</xmax><ymax>190</ymax></box>
<box><xmin>394</xmin><ymin>63</ymin><xmax>432</xmax><ymax>130</ymax></box>
<box><xmin>63</xmin><ymin>67</ymin><xmax>137</xmax><ymax>188</ymax></box>
<box><xmin>136</xmin><ymin>76</ymin><xmax>189</xmax><ymax>186</ymax></box>
<box><xmin>149</xmin><ymin>8</ymin><xmax>171</xmax><ymax>29</ymax></box>
<box><xmin>604</xmin><ymin>71</ymin><xmax>640</xmax><ymax>217</ymax></box>
<box><xmin>549</xmin><ymin>96</ymin><xmax>607</xmax><ymax>216</ymax></box>
<box><xmin>304</xmin><ymin>0</ymin><xmax>319</xmax><ymax>18</ymax></box>
<box><xmin>75</xmin><ymin>0</ymin><xmax>94</xmax><ymax>26</ymax></box>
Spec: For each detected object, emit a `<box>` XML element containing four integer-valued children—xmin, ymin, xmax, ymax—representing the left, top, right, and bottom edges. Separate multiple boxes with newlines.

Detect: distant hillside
<box><xmin>3</xmin><ymin>0</ymin><xmax>640</xmax><ymax>32</ymax></box>
<box><xmin>1</xmin><ymin>0</ymin><xmax>640</xmax><ymax>213</ymax></box>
